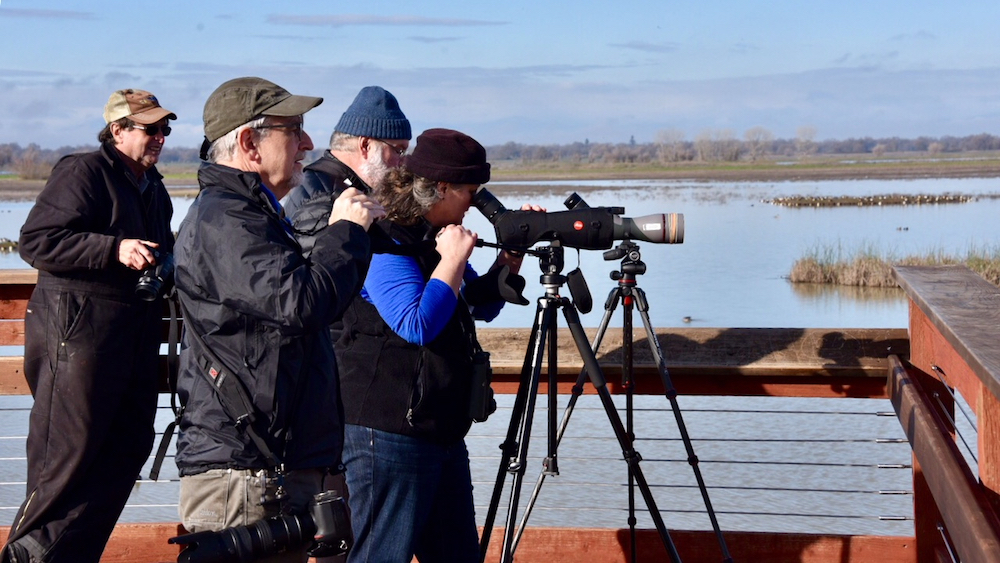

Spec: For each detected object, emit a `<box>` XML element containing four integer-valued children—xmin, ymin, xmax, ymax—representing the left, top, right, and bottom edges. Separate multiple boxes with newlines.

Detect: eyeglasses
<box><xmin>376</xmin><ymin>139</ymin><xmax>407</xmax><ymax>157</ymax></box>
<box><xmin>132</xmin><ymin>123</ymin><xmax>171</xmax><ymax>137</ymax></box>
<box><xmin>256</xmin><ymin>121</ymin><xmax>305</xmax><ymax>140</ymax></box>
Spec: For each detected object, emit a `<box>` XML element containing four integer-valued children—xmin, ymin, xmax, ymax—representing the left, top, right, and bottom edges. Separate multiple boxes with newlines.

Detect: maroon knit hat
<box><xmin>403</xmin><ymin>128</ymin><xmax>491</xmax><ymax>184</ymax></box>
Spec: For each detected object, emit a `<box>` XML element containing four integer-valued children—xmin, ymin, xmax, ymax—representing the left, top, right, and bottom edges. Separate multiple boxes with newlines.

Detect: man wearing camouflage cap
<box><xmin>4</xmin><ymin>89</ymin><xmax>177</xmax><ymax>563</ymax></box>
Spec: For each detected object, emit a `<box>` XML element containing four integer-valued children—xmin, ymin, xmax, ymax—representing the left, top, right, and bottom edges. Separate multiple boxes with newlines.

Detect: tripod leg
<box><xmin>481</xmin><ymin>299</ymin><xmax>560</xmax><ymax>563</ymax></box>
<box><xmin>559</xmin><ymin>299</ymin><xmax>683</xmax><ymax>563</ymax></box>
<box><xmin>510</xmin><ymin>286</ymin><xmax>622</xmax><ymax>551</ymax></box>
<box><xmin>480</xmin><ymin>301</ymin><xmax>547</xmax><ymax>562</ymax></box>
<box><xmin>621</xmin><ymin>290</ymin><xmax>639</xmax><ymax>563</ymax></box>
<box><xmin>634</xmin><ymin>287</ymin><xmax>734</xmax><ymax>562</ymax></box>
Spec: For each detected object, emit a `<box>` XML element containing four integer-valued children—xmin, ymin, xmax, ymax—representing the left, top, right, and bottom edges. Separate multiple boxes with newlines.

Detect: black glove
<box><xmin>464</xmin><ymin>264</ymin><xmax>529</xmax><ymax>306</ymax></box>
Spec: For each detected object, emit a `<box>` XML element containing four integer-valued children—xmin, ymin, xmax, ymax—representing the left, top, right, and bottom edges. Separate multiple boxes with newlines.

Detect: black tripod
<box><xmin>479</xmin><ymin>241</ymin><xmax>733</xmax><ymax>563</ymax></box>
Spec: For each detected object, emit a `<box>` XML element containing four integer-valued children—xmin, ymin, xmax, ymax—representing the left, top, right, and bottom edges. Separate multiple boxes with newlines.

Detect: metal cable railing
<box><xmin>466</xmin><ymin>395</ymin><xmax>914</xmax><ymax>536</ymax></box>
<box><xmin>0</xmin><ymin>394</ymin><xmax>918</xmax><ymax>535</ymax></box>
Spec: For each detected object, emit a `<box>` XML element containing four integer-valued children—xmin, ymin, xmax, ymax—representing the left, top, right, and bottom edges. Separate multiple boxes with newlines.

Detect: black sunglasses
<box><xmin>132</xmin><ymin>123</ymin><xmax>172</xmax><ymax>137</ymax></box>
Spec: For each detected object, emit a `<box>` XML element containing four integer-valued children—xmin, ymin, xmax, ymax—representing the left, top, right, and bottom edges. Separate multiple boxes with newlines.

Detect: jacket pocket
<box><xmin>406</xmin><ymin>349</ymin><xmax>429</xmax><ymax>428</ymax></box>
<box><xmin>241</xmin><ymin>316</ymin><xmax>266</xmax><ymax>369</ymax></box>
<box><xmin>57</xmin><ymin>291</ymin><xmax>88</xmax><ymax>344</ymax></box>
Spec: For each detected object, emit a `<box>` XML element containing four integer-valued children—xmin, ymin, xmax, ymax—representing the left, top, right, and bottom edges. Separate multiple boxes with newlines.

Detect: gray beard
<box><xmin>360</xmin><ymin>151</ymin><xmax>392</xmax><ymax>188</ymax></box>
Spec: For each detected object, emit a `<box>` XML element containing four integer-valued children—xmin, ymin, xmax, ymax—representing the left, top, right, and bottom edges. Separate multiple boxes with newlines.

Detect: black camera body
<box><xmin>469</xmin><ymin>351</ymin><xmax>497</xmax><ymax>423</ymax></box>
<box><xmin>170</xmin><ymin>490</ymin><xmax>352</xmax><ymax>563</ymax></box>
<box><xmin>135</xmin><ymin>248</ymin><xmax>175</xmax><ymax>301</ymax></box>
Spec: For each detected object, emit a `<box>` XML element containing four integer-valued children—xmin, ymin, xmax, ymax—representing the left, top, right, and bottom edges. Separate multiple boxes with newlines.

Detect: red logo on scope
<box><xmin>573</xmin><ymin>221</ymin><xmax>584</xmax><ymax>231</ymax></box>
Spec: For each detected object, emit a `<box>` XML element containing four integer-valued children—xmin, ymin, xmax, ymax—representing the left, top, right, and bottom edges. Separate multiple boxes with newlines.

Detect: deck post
<box><xmin>900</xmin><ymin>359</ymin><xmax>952</xmax><ymax>562</ymax></box>
<box><xmin>979</xmin><ymin>387</ymin><xmax>1000</xmax><ymax>512</ymax></box>
<box><xmin>894</xmin><ymin>265</ymin><xmax>1000</xmax><ymax>562</ymax></box>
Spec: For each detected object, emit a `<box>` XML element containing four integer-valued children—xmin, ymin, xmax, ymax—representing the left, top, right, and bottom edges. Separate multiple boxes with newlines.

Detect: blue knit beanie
<box><xmin>335</xmin><ymin>86</ymin><xmax>411</xmax><ymax>140</ymax></box>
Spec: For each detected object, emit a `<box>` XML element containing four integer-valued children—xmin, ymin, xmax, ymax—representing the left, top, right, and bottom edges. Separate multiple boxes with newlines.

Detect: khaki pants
<box><xmin>179</xmin><ymin>467</ymin><xmax>327</xmax><ymax>563</ymax></box>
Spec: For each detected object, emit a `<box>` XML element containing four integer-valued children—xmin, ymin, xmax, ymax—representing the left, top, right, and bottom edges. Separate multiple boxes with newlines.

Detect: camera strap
<box><xmin>149</xmin><ymin>292</ymin><xmax>181</xmax><ymax>481</ymax></box>
<box><xmin>457</xmin><ymin>301</ymin><xmax>485</xmax><ymax>356</ymax></box>
<box><xmin>178</xmin><ymin>301</ymin><xmax>284</xmax><ymax>471</ymax></box>
<box><xmin>194</xmin><ymin>336</ymin><xmax>283</xmax><ymax>469</ymax></box>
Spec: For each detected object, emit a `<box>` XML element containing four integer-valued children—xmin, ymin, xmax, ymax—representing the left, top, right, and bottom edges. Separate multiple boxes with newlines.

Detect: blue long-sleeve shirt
<box><xmin>362</xmin><ymin>252</ymin><xmax>503</xmax><ymax>345</ymax></box>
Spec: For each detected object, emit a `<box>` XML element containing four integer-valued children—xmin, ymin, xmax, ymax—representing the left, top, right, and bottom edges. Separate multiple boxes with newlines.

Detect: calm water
<box><xmin>3</xmin><ymin>176</ymin><xmax>999</xmax><ymax>329</ymax></box>
<box><xmin>0</xmin><ymin>177</ymin><xmax>994</xmax><ymax>537</ymax></box>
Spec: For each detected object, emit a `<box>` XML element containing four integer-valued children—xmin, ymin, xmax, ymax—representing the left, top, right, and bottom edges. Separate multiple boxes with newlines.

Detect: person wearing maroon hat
<box><xmin>335</xmin><ymin>128</ymin><xmax>542</xmax><ymax>563</ymax></box>
<box><xmin>4</xmin><ymin>89</ymin><xmax>177</xmax><ymax>563</ymax></box>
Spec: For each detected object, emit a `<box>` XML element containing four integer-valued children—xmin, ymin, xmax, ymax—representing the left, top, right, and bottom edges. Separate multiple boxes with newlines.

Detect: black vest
<box><xmin>336</xmin><ymin>220</ymin><xmax>478</xmax><ymax>444</ymax></box>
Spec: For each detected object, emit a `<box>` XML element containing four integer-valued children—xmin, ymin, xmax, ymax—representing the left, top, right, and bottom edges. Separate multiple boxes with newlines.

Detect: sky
<box><xmin>2</xmin><ymin>1</ymin><xmax>999</xmax><ymax>150</ymax></box>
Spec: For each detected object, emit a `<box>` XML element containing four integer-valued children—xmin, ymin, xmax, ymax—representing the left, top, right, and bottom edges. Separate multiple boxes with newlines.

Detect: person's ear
<box><xmin>359</xmin><ymin>136</ymin><xmax>373</xmax><ymax>158</ymax></box>
<box><xmin>238</xmin><ymin>128</ymin><xmax>260</xmax><ymax>161</ymax></box>
<box><xmin>110</xmin><ymin>122</ymin><xmax>126</xmax><ymax>142</ymax></box>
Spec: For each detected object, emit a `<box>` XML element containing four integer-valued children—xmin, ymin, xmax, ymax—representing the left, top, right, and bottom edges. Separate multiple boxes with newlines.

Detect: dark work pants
<box><xmin>4</xmin><ymin>287</ymin><xmax>159</xmax><ymax>563</ymax></box>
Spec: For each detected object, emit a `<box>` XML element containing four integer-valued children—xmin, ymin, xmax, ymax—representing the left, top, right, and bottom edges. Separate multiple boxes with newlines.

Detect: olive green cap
<box><xmin>202</xmin><ymin>77</ymin><xmax>322</xmax><ymax>142</ymax></box>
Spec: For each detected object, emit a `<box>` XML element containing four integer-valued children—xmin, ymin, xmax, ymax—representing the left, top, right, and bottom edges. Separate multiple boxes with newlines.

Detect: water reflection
<box><xmin>790</xmin><ymin>282</ymin><xmax>904</xmax><ymax>302</ymax></box>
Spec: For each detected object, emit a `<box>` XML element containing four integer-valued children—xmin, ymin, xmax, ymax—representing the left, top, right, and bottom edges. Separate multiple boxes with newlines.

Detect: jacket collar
<box><xmin>196</xmin><ymin>162</ymin><xmax>287</xmax><ymax>221</ymax></box>
<box><xmin>313</xmin><ymin>151</ymin><xmax>372</xmax><ymax>193</ymax></box>
<box><xmin>100</xmin><ymin>141</ymin><xmax>163</xmax><ymax>188</ymax></box>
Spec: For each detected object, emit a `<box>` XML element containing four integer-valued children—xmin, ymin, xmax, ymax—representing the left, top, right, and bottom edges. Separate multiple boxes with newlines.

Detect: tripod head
<box><xmin>604</xmin><ymin>240</ymin><xmax>647</xmax><ymax>280</ymax></box>
<box><xmin>531</xmin><ymin>243</ymin><xmax>593</xmax><ymax>314</ymax></box>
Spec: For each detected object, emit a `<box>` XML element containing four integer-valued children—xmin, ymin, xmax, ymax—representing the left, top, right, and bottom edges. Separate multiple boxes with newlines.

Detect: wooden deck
<box><xmin>0</xmin><ymin>266</ymin><xmax>996</xmax><ymax>561</ymax></box>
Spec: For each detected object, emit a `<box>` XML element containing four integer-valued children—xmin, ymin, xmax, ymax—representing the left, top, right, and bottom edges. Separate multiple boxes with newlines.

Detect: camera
<box><xmin>135</xmin><ymin>248</ymin><xmax>175</xmax><ymax>301</ymax></box>
<box><xmin>169</xmin><ymin>490</ymin><xmax>352</xmax><ymax>563</ymax></box>
<box><xmin>469</xmin><ymin>351</ymin><xmax>497</xmax><ymax>423</ymax></box>
<box><xmin>472</xmin><ymin>188</ymin><xmax>683</xmax><ymax>250</ymax></box>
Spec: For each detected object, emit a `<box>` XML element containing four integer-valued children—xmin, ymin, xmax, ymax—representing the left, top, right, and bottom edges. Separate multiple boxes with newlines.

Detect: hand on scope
<box><xmin>329</xmin><ymin>187</ymin><xmax>386</xmax><ymax>231</ymax></box>
<box><xmin>519</xmin><ymin>203</ymin><xmax>547</xmax><ymax>213</ymax></box>
<box><xmin>119</xmin><ymin>239</ymin><xmax>158</xmax><ymax>271</ymax></box>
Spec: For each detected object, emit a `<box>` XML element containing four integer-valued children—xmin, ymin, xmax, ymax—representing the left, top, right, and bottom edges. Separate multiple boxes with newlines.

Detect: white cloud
<box><xmin>609</xmin><ymin>41</ymin><xmax>680</xmax><ymax>54</ymax></box>
<box><xmin>0</xmin><ymin>8</ymin><xmax>95</xmax><ymax>20</ymax></box>
<box><xmin>266</xmin><ymin>14</ymin><xmax>507</xmax><ymax>28</ymax></box>
<box><xmin>2</xmin><ymin>64</ymin><xmax>999</xmax><ymax>148</ymax></box>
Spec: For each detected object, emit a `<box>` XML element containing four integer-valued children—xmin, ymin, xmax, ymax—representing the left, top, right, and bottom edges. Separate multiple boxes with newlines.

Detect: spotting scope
<box><xmin>472</xmin><ymin>188</ymin><xmax>683</xmax><ymax>251</ymax></box>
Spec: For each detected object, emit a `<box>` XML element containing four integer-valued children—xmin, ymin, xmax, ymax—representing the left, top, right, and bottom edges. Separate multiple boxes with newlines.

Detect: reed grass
<box><xmin>789</xmin><ymin>243</ymin><xmax>1000</xmax><ymax>287</ymax></box>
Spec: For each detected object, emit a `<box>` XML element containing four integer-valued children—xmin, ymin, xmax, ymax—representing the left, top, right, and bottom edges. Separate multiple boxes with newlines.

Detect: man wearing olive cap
<box><xmin>172</xmin><ymin>77</ymin><xmax>384</xmax><ymax>562</ymax></box>
<box><xmin>4</xmin><ymin>89</ymin><xmax>177</xmax><ymax>563</ymax></box>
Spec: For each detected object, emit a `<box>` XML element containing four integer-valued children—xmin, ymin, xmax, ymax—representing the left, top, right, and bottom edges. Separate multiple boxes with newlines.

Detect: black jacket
<box><xmin>19</xmin><ymin>142</ymin><xmax>174</xmax><ymax>296</ymax></box>
<box><xmin>173</xmin><ymin>162</ymin><xmax>372</xmax><ymax>475</ymax></box>
<box><xmin>336</xmin><ymin>220</ymin><xmax>479</xmax><ymax>444</ymax></box>
<box><xmin>284</xmin><ymin>151</ymin><xmax>372</xmax><ymax>256</ymax></box>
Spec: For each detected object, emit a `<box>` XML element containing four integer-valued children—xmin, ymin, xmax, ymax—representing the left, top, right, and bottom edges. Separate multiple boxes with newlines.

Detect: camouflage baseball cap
<box><xmin>202</xmin><ymin>77</ymin><xmax>323</xmax><ymax>142</ymax></box>
<box><xmin>103</xmin><ymin>89</ymin><xmax>177</xmax><ymax>125</ymax></box>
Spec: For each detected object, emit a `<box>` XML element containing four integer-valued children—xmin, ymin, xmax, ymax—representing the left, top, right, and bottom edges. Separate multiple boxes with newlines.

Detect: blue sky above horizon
<box><xmin>2</xmin><ymin>1</ymin><xmax>999</xmax><ymax>150</ymax></box>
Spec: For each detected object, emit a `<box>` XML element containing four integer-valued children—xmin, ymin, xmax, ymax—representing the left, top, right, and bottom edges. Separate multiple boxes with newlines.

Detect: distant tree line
<box><xmin>0</xmin><ymin>142</ymin><xmax>202</xmax><ymax>179</ymax></box>
<box><xmin>2</xmin><ymin>130</ymin><xmax>1000</xmax><ymax>179</ymax></box>
<box><xmin>487</xmin><ymin>129</ymin><xmax>1000</xmax><ymax>164</ymax></box>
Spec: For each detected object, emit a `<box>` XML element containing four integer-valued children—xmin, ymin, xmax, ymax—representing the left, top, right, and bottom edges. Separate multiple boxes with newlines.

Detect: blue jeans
<box><xmin>342</xmin><ymin>424</ymin><xmax>479</xmax><ymax>563</ymax></box>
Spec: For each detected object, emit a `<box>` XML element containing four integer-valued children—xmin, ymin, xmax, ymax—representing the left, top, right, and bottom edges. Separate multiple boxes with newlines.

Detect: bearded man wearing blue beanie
<box><xmin>284</xmin><ymin>86</ymin><xmax>411</xmax><ymax>225</ymax></box>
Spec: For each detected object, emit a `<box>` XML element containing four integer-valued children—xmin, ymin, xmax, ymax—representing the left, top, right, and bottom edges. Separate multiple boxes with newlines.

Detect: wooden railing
<box><xmin>891</xmin><ymin>265</ymin><xmax>1000</xmax><ymax>562</ymax></box>
<box><xmin>0</xmin><ymin>266</ymin><xmax>995</xmax><ymax>561</ymax></box>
